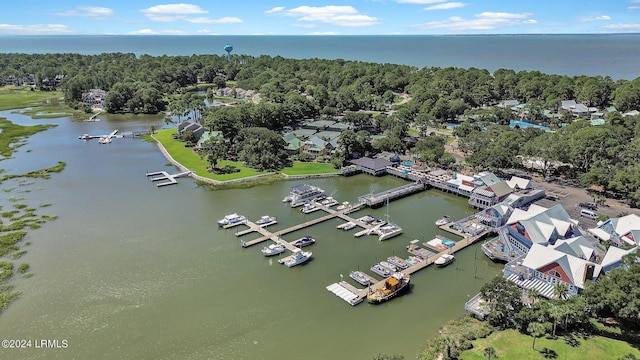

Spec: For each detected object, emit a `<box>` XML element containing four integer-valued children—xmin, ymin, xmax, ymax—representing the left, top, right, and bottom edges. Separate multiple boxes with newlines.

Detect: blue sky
<box><xmin>1</xmin><ymin>0</ymin><xmax>640</xmax><ymax>35</ymax></box>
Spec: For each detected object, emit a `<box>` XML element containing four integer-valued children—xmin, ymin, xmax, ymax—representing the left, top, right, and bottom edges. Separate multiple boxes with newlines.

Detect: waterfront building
<box><xmin>503</xmin><ymin>242</ymin><xmax>601</xmax><ymax>299</ymax></box>
<box><xmin>587</xmin><ymin>213</ymin><xmax>640</xmax><ymax>247</ymax></box>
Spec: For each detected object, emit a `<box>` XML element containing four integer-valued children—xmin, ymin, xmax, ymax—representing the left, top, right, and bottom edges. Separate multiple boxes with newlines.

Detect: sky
<box><xmin>1</xmin><ymin>0</ymin><xmax>640</xmax><ymax>36</ymax></box>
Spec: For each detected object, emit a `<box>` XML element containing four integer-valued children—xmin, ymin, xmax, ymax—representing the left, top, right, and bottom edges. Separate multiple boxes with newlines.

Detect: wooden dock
<box><xmin>357</xmin><ymin>182</ymin><xmax>426</xmax><ymax>208</ymax></box>
<box><xmin>328</xmin><ymin>230</ymin><xmax>491</xmax><ymax>305</ymax></box>
<box><xmin>146</xmin><ymin>170</ymin><xmax>193</xmax><ymax>187</ymax></box>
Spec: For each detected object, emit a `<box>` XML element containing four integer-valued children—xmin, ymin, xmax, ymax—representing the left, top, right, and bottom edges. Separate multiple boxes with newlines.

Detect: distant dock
<box><xmin>146</xmin><ymin>170</ymin><xmax>193</xmax><ymax>187</ymax></box>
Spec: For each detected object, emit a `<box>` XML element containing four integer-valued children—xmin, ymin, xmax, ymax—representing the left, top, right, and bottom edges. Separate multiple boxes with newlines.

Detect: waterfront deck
<box><xmin>358</xmin><ymin>182</ymin><xmax>426</xmax><ymax>208</ymax></box>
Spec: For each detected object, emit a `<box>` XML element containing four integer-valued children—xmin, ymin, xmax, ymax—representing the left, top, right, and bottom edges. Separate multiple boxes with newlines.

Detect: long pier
<box><xmin>358</xmin><ymin>182</ymin><xmax>426</xmax><ymax>208</ymax></box>
<box><xmin>237</xmin><ymin>201</ymin><xmax>367</xmax><ymax>249</ymax></box>
<box><xmin>328</xmin><ymin>228</ymin><xmax>491</xmax><ymax>305</ymax></box>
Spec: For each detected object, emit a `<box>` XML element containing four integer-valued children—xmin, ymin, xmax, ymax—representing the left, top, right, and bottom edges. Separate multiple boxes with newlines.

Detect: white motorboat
<box><xmin>379</xmin><ymin>261</ymin><xmax>398</xmax><ymax>272</ymax></box>
<box><xmin>349</xmin><ymin>271</ymin><xmax>371</xmax><ymax>286</ymax></box>
<box><xmin>336</xmin><ymin>201</ymin><xmax>350</xmax><ymax>210</ymax></box>
<box><xmin>283</xmin><ymin>249</ymin><xmax>312</xmax><ymax>267</ymax></box>
<box><xmin>434</xmin><ymin>253</ymin><xmax>455</xmax><ymax>267</ymax></box>
<box><xmin>255</xmin><ymin>215</ymin><xmax>277</xmax><ymax>227</ymax></box>
<box><xmin>217</xmin><ymin>213</ymin><xmax>246</xmax><ymax>227</ymax></box>
<box><xmin>292</xmin><ymin>235</ymin><xmax>315</xmax><ymax>247</ymax></box>
<box><xmin>98</xmin><ymin>136</ymin><xmax>111</xmax><ymax>144</ymax></box>
<box><xmin>377</xmin><ymin>224</ymin><xmax>403</xmax><ymax>241</ymax></box>
<box><xmin>337</xmin><ymin>221</ymin><xmax>356</xmax><ymax>230</ymax></box>
<box><xmin>288</xmin><ymin>184</ymin><xmax>325</xmax><ymax>207</ymax></box>
<box><xmin>435</xmin><ymin>215</ymin><xmax>451</xmax><ymax>226</ymax></box>
<box><xmin>370</xmin><ymin>264</ymin><xmax>391</xmax><ymax>278</ymax></box>
<box><xmin>301</xmin><ymin>203</ymin><xmax>318</xmax><ymax>214</ymax></box>
<box><xmin>78</xmin><ymin>134</ymin><xmax>91</xmax><ymax>140</ymax></box>
<box><xmin>261</xmin><ymin>243</ymin><xmax>286</xmax><ymax>257</ymax></box>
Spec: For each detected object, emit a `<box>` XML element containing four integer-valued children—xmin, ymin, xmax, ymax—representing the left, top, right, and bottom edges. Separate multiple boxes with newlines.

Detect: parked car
<box><xmin>579</xmin><ymin>202</ymin><xmax>598</xmax><ymax>210</ymax></box>
<box><xmin>544</xmin><ymin>176</ymin><xmax>557</xmax><ymax>182</ymax></box>
<box><xmin>545</xmin><ymin>194</ymin><xmax>559</xmax><ymax>201</ymax></box>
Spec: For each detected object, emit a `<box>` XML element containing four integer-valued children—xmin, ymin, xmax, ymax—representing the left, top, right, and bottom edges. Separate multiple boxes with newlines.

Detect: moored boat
<box><xmin>261</xmin><ymin>243</ymin><xmax>286</xmax><ymax>257</ymax></box>
<box><xmin>434</xmin><ymin>253</ymin><xmax>455</xmax><ymax>267</ymax></box>
<box><xmin>217</xmin><ymin>213</ymin><xmax>246</xmax><ymax>227</ymax></box>
<box><xmin>336</xmin><ymin>201</ymin><xmax>350</xmax><ymax>210</ymax></box>
<box><xmin>292</xmin><ymin>235</ymin><xmax>315</xmax><ymax>247</ymax></box>
<box><xmin>377</xmin><ymin>223</ymin><xmax>403</xmax><ymax>241</ymax></box>
<box><xmin>379</xmin><ymin>261</ymin><xmax>397</xmax><ymax>272</ymax></box>
<box><xmin>283</xmin><ymin>249</ymin><xmax>312</xmax><ymax>267</ymax></box>
<box><xmin>288</xmin><ymin>184</ymin><xmax>325</xmax><ymax>207</ymax></box>
<box><xmin>349</xmin><ymin>271</ymin><xmax>371</xmax><ymax>286</ymax></box>
<box><xmin>366</xmin><ymin>272</ymin><xmax>411</xmax><ymax>304</ymax></box>
<box><xmin>435</xmin><ymin>215</ymin><xmax>451</xmax><ymax>226</ymax></box>
<box><xmin>255</xmin><ymin>215</ymin><xmax>277</xmax><ymax>227</ymax></box>
<box><xmin>337</xmin><ymin>221</ymin><xmax>356</xmax><ymax>230</ymax></box>
<box><xmin>301</xmin><ymin>203</ymin><xmax>318</xmax><ymax>214</ymax></box>
<box><xmin>370</xmin><ymin>264</ymin><xmax>391</xmax><ymax>278</ymax></box>
<box><xmin>387</xmin><ymin>256</ymin><xmax>410</xmax><ymax>270</ymax></box>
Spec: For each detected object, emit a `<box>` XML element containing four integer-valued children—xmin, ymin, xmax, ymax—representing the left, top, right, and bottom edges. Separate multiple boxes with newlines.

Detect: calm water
<box><xmin>1</xmin><ymin>34</ymin><xmax>639</xmax><ymax>79</ymax></box>
<box><xmin>0</xmin><ymin>111</ymin><xmax>503</xmax><ymax>359</ymax></box>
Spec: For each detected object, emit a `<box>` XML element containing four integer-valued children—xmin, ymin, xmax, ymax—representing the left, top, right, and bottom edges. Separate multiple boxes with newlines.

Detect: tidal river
<box><xmin>0</xmin><ymin>111</ymin><xmax>502</xmax><ymax>359</ymax></box>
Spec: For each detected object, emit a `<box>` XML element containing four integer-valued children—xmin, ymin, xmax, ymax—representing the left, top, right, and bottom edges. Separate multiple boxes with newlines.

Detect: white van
<box><xmin>580</xmin><ymin>209</ymin><xmax>597</xmax><ymax>219</ymax></box>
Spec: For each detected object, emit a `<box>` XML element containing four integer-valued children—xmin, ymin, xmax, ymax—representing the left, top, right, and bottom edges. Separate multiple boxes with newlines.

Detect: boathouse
<box><xmin>349</xmin><ymin>157</ymin><xmax>392</xmax><ymax>176</ymax></box>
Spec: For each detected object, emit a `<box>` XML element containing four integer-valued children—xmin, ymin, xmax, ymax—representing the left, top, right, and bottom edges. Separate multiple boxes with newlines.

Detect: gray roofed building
<box><xmin>349</xmin><ymin>157</ymin><xmax>392</xmax><ymax>176</ymax></box>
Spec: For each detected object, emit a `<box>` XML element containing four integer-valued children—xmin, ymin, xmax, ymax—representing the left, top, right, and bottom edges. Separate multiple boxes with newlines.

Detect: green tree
<box><xmin>484</xmin><ymin>346</ymin><xmax>497</xmax><ymax>360</ymax></box>
<box><xmin>527</xmin><ymin>322</ymin><xmax>546</xmax><ymax>350</ymax></box>
<box><xmin>202</xmin><ymin>136</ymin><xmax>227</xmax><ymax>169</ymax></box>
<box><xmin>233</xmin><ymin>127</ymin><xmax>291</xmax><ymax>171</ymax></box>
<box><xmin>480</xmin><ymin>276</ymin><xmax>523</xmax><ymax>328</ymax></box>
<box><xmin>553</xmin><ymin>283</ymin><xmax>569</xmax><ymax>300</ymax></box>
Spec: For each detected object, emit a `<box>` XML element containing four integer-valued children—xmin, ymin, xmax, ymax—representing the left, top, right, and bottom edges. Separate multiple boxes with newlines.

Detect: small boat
<box><xmin>98</xmin><ymin>136</ymin><xmax>111</xmax><ymax>144</ymax></box>
<box><xmin>370</xmin><ymin>218</ymin><xmax>386</xmax><ymax>226</ymax></box>
<box><xmin>217</xmin><ymin>213</ymin><xmax>246</xmax><ymax>227</ymax></box>
<box><xmin>283</xmin><ymin>249</ymin><xmax>312</xmax><ymax>267</ymax></box>
<box><xmin>78</xmin><ymin>134</ymin><xmax>91</xmax><ymax>140</ymax></box>
<box><xmin>336</xmin><ymin>201</ymin><xmax>350</xmax><ymax>210</ymax></box>
<box><xmin>434</xmin><ymin>253</ymin><xmax>455</xmax><ymax>267</ymax></box>
<box><xmin>255</xmin><ymin>215</ymin><xmax>277</xmax><ymax>227</ymax></box>
<box><xmin>387</xmin><ymin>256</ymin><xmax>410</xmax><ymax>270</ymax></box>
<box><xmin>357</xmin><ymin>215</ymin><xmax>375</xmax><ymax>223</ymax></box>
<box><xmin>321</xmin><ymin>197</ymin><xmax>338</xmax><ymax>207</ymax></box>
<box><xmin>301</xmin><ymin>203</ymin><xmax>317</xmax><ymax>214</ymax></box>
<box><xmin>282</xmin><ymin>195</ymin><xmax>292</xmax><ymax>203</ymax></box>
<box><xmin>370</xmin><ymin>264</ymin><xmax>391</xmax><ymax>278</ymax></box>
<box><xmin>340</xmin><ymin>221</ymin><xmax>356</xmax><ymax>231</ymax></box>
<box><xmin>349</xmin><ymin>271</ymin><xmax>371</xmax><ymax>286</ymax></box>
<box><xmin>435</xmin><ymin>215</ymin><xmax>451</xmax><ymax>226</ymax></box>
<box><xmin>261</xmin><ymin>243</ymin><xmax>286</xmax><ymax>257</ymax></box>
<box><xmin>379</xmin><ymin>261</ymin><xmax>398</xmax><ymax>272</ymax></box>
<box><xmin>377</xmin><ymin>224</ymin><xmax>403</xmax><ymax>241</ymax></box>
<box><xmin>367</xmin><ymin>272</ymin><xmax>411</xmax><ymax>304</ymax></box>
<box><xmin>292</xmin><ymin>235</ymin><xmax>315</xmax><ymax>247</ymax></box>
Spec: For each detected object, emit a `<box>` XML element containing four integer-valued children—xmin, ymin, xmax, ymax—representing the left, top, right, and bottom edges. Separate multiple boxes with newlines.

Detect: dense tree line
<box><xmin>2</xmin><ymin>53</ymin><xmax>640</xmax><ymax>189</ymax></box>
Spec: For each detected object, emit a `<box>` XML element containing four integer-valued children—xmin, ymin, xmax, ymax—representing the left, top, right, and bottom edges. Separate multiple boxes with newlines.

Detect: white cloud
<box><xmin>396</xmin><ymin>0</ymin><xmax>446</xmax><ymax>3</ymax></box>
<box><xmin>268</xmin><ymin>6</ymin><xmax>379</xmax><ymax>27</ymax></box>
<box><xmin>601</xmin><ymin>23</ymin><xmax>640</xmax><ymax>31</ymax></box>
<box><xmin>580</xmin><ymin>15</ymin><xmax>611</xmax><ymax>22</ymax></box>
<box><xmin>55</xmin><ymin>6</ymin><xmax>114</xmax><ymax>17</ymax></box>
<box><xmin>413</xmin><ymin>12</ymin><xmax>536</xmax><ymax>31</ymax></box>
<box><xmin>628</xmin><ymin>6</ymin><xmax>640</xmax><ymax>10</ymax></box>
<box><xmin>127</xmin><ymin>28</ymin><xmax>187</xmax><ymax>35</ymax></box>
<box><xmin>265</xmin><ymin>7</ymin><xmax>285</xmax><ymax>14</ymax></box>
<box><xmin>0</xmin><ymin>24</ymin><xmax>71</xmax><ymax>35</ymax></box>
<box><xmin>141</xmin><ymin>3</ymin><xmax>241</xmax><ymax>24</ymax></box>
<box><xmin>186</xmin><ymin>16</ymin><xmax>242</xmax><ymax>24</ymax></box>
<box><xmin>424</xmin><ymin>2</ymin><xmax>465</xmax><ymax>10</ymax></box>
<box><xmin>142</xmin><ymin>4</ymin><xmax>207</xmax><ymax>21</ymax></box>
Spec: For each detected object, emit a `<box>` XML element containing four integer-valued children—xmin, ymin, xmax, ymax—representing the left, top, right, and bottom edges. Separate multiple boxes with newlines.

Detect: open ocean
<box><xmin>1</xmin><ymin>34</ymin><xmax>639</xmax><ymax>80</ymax></box>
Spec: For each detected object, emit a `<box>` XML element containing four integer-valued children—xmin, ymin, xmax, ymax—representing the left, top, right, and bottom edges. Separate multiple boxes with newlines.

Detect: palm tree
<box><xmin>549</xmin><ymin>304</ymin><xmax>564</xmax><ymax>337</ymax></box>
<box><xmin>527</xmin><ymin>322</ymin><xmax>546</xmax><ymax>350</ymax></box>
<box><xmin>528</xmin><ymin>288</ymin><xmax>542</xmax><ymax>307</ymax></box>
<box><xmin>484</xmin><ymin>346</ymin><xmax>497</xmax><ymax>360</ymax></box>
<box><xmin>553</xmin><ymin>283</ymin><xmax>569</xmax><ymax>300</ymax></box>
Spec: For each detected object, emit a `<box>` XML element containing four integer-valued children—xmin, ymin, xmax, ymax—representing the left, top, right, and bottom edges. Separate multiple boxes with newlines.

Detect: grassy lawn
<box><xmin>461</xmin><ymin>329</ymin><xmax>640</xmax><ymax>360</ymax></box>
<box><xmin>408</xmin><ymin>128</ymin><xmax>420</xmax><ymax>136</ymax></box>
<box><xmin>282</xmin><ymin>162</ymin><xmax>338</xmax><ymax>175</ymax></box>
<box><xmin>154</xmin><ymin>129</ymin><xmax>340</xmax><ymax>182</ymax></box>
<box><xmin>153</xmin><ymin>129</ymin><xmax>264</xmax><ymax>181</ymax></box>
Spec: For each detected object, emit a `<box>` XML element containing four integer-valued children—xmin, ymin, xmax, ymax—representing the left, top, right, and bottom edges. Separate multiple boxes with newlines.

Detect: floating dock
<box><xmin>358</xmin><ymin>182</ymin><xmax>426</xmax><ymax>208</ymax></box>
<box><xmin>326</xmin><ymin>282</ymin><xmax>363</xmax><ymax>306</ymax></box>
<box><xmin>146</xmin><ymin>170</ymin><xmax>193</xmax><ymax>187</ymax></box>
